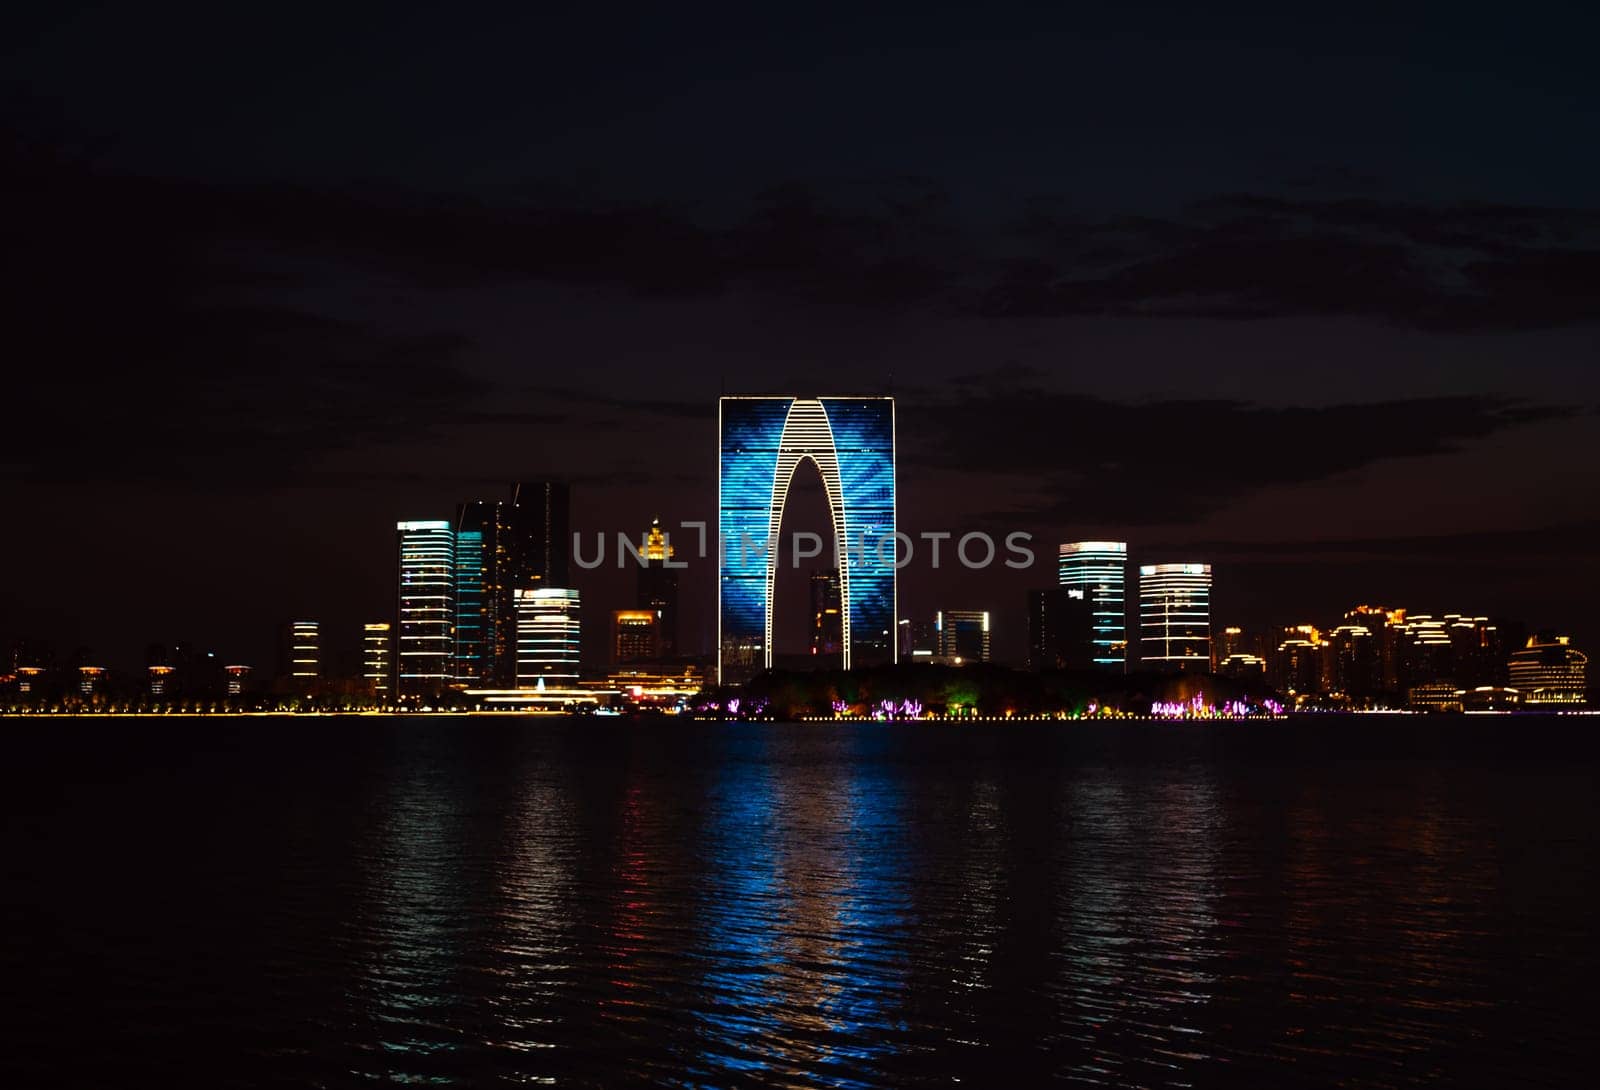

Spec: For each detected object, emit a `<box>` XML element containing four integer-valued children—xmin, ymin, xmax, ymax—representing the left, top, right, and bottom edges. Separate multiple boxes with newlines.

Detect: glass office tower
<box><xmin>1058</xmin><ymin>542</ymin><xmax>1127</xmax><ymax>672</ymax></box>
<box><xmin>452</xmin><ymin>518</ymin><xmax>489</xmax><ymax>683</ymax></box>
<box><xmin>449</xmin><ymin>484</ymin><xmax>572</xmax><ymax>686</ymax></box>
<box><xmin>718</xmin><ymin>396</ymin><xmax>895</xmax><ymax>683</ymax></box>
<box><xmin>396</xmin><ymin>520</ymin><xmax>455</xmax><ymax>697</ymax></box>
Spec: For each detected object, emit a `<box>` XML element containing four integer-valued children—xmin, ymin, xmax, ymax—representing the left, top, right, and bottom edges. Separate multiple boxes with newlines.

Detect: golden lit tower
<box><xmin>636</xmin><ymin>518</ymin><xmax>680</xmax><ymax>657</ymax></box>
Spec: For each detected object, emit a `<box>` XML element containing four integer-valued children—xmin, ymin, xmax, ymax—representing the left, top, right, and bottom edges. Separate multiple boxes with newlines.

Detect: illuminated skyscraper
<box><xmin>452</xmin><ymin>508</ymin><xmax>491</xmax><ymax>683</ymax></box>
<box><xmin>1395</xmin><ymin>614</ymin><xmax>1453</xmax><ymax>691</ymax></box>
<box><xmin>397</xmin><ymin>520</ymin><xmax>455</xmax><ymax>697</ymax></box>
<box><xmin>936</xmin><ymin>610</ymin><xmax>991</xmax><ymax>663</ymax></box>
<box><xmin>718</xmin><ymin>396</ymin><xmax>896</xmax><ymax>683</ymax></box>
<box><xmin>515</xmin><ymin>588</ymin><xmax>581</xmax><ymax>687</ymax></box>
<box><xmin>1345</xmin><ymin>605</ymin><xmax>1405</xmax><ymax>689</ymax></box>
<box><xmin>450</xmin><ymin>483</ymin><xmax>572</xmax><ymax>685</ymax></box>
<box><xmin>1328</xmin><ymin>624</ymin><xmax>1380</xmax><ymax>699</ymax></box>
<box><xmin>612</xmin><ymin>610</ymin><xmax>659</xmax><ymax>663</ymax></box>
<box><xmin>1272</xmin><ymin>635</ymin><xmax>1322</xmax><ymax>696</ymax></box>
<box><xmin>636</xmin><ymin>519</ymin><xmax>680</xmax><ymax>656</ymax></box>
<box><xmin>363</xmin><ymin>622</ymin><xmax>393</xmax><ymax>698</ymax></box>
<box><xmin>279</xmin><ymin>621</ymin><xmax>320</xmax><ymax>685</ymax></box>
<box><xmin>1139</xmin><ymin>563</ymin><xmax>1211</xmax><ymax>672</ymax></box>
<box><xmin>507</xmin><ymin>480</ymin><xmax>571</xmax><ymax>589</ymax></box>
<box><xmin>1058</xmin><ymin>542</ymin><xmax>1127</xmax><ymax>672</ymax></box>
<box><xmin>1444</xmin><ymin>613</ymin><xmax>1503</xmax><ymax>688</ymax></box>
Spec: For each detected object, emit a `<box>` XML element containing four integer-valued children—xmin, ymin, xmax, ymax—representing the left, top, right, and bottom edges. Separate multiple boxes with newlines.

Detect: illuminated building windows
<box><xmin>935</xmin><ymin>610</ymin><xmax>991</xmax><ymax>663</ymax></box>
<box><xmin>1139</xmin><ymin>563</ymin><xmax>1212</xmax><ymax>673</ymax></box>
<box><xmin>1509</xmin><ymin>635</ymin><xmax>1588</xmax><ymax>706</ymax></box>
<box><xmin>612</xmin><ymin>610</ymin><xmax>659</xmax><ymax>664</ymax></box>
<box><xmin>397</xmin><ymin>520</ymin><xmax>455</xmax><ymax>697</ymax></box>
<box><xmin>516</xmin><ymin>588</ymin><xmax>581</xmax><ymax>686</ymax></box>
<box><xmin>363</xmin><ymin>622</ymin><xmax>392</xmax><ymax>697</ymax></box>
<box><xmin>1058</xmin><ymin>542</ymin><xmax>1128</xmax><ymax>672</ymax></box>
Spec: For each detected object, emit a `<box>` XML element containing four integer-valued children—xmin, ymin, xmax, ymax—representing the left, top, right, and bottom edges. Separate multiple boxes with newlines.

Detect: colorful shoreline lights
<box><xmin>1147</xmin><ymin>692</ymin><xmax>1285</xmax><ymax>718</ymax></box>
<box><xmin>718</xmin><ymin>396</ymin><xmax>896</xmax><ymax>684</ymax></box>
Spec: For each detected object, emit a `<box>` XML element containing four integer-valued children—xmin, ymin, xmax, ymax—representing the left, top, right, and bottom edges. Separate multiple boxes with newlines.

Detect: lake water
<box><xmin>2</xmin><ymin>715</ymin><xmax>1596</xmax><ymax>1087</ymax></box>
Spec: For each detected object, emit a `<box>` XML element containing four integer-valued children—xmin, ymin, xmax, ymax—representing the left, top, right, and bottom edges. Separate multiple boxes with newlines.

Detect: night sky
<box><xmin>4</xmin><ymin>2</ymin><xmax>1598</xmax><ymax>670</ymax></box>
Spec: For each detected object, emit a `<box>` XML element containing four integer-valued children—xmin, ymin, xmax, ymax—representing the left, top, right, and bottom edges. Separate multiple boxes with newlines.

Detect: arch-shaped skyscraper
<box><xmin>718</xmin><ymin>396</ymin><xmax>896</xmax><ymax>683</ymax></box>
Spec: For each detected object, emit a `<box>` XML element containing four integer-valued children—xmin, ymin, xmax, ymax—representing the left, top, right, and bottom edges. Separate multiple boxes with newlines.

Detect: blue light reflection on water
<box><xmin>0</xmin><ymin>716</ymin><xmax>1597</xmax><ymax>1087</ymax></box>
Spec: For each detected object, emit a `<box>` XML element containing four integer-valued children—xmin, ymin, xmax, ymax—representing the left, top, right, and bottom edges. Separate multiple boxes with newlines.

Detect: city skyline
<box><xmin>4</xmin><ymin>434</ymin><xmax>1586</xmax><ymax>712</ymax></box>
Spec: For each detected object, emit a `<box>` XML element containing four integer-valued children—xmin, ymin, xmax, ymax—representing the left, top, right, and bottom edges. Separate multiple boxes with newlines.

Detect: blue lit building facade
<box><xmin>718</xmin><ymin>396</ymin><xmax>896</xmax><ymax>683</ymax></box>
<box><xmin>449</xmin><ymin>486</ymin><xmax>571</xmax><ymax>686</ymax></box>
<box><xmin>1058</xmin><ymin>541</ymin><xmax>1128</xmax><ymax>672</ymax></box>
<box><xmin>452</xmin><ymin>505</ymin><xmax>491</xmax><ymax>684</ymax></box>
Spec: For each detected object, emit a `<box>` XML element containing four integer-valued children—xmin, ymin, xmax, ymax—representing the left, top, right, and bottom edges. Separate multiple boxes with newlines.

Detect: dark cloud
<box><xmin>14</xmin><ymin>145</ymin><xmax>1600</xmax><ymax>344</ymax></box>
<box><xmin>2</xmin><ymin>149</ymin><xmax>502</xmax><ymax>484</ymax></box>
<box><xmin>4</xmin><ymin>143</ymin><xmax>1594</xmax><ymax>503</ymax></box>
<box><xmin>905</xmin><ymin>377</ymin><xmax>1576</xmax><ymax>524</ymax></box>
<box><xmin>983</xmin><ymin>195</ymin><xmax>1600</xmax><ymax>329</ymax></box>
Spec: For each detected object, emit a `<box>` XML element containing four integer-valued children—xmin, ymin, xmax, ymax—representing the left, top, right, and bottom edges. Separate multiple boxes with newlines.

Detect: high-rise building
<box><xmin>1058</xmin><ymin>542</ymin><xmax>1127</xmax><ymax>672</ymax></box>
<box><xmin>145</xmin><ymin>643</ymin><xmax>173</xmax><ymax>697</ymax></box>
<box><xmin>450</xmin><ymin>484</ymin><xmax>572</xmax><ymax>685</ymax></box>
<box><xmin>1214</xmin><ymin>626</ymin><xmax>1246</xmax><ymax>668</ymax></box>
<box><xmin>810</xmin><ymin>569</ymin><xmax>843</xmax><ymax>658</ymax></box>
<box><xmin>224</xmin><ymin>664</ymin><xmax>251</xmax><ymax>696</ymax></box>
<box><xmin>363</xmin><ymin>622</ymin><xmax>393</xmax><ymax>698</ymax></box>
<box><xmin>612</xmin><ymin>610</ymin><xmax>660</xmax><ymax>663</ymax></box>
<box><xmin>898</xmin><ymin>618</ymin><xmax>937</xmax><ymax>659</ymax></box>
<box><xmin>279</xmin><ymin>621</ymin><xmax>320</xmax><ymax>685</ymax></box>
<box><xmin>1395</xmin><ymin>614</ymin><xmax>1453</xmax><ymax>691</ymax></box>
<box><xmin>1345</xmin><ymin>605</ymin><xmax>1404</xmax><ymax>690</ymax></box>
<box><xmin>1508</xmin><ymin>634</ymin><xmax>1588</xmax><ymax>706</ymax></box>
<box><xmin>636</xmin><ymin>519</ymin><xmax>680</xmax><ymax>657</ymax></box>
<box><xmin>9</xmin><ymin>641</ymin><xmax>54</xmax><ymax>695</ymax></box>
<box><xmin>516</xmin><ymin>588</ymin><xmax>581</xmax><ymax>687</ymax></box>
<box><xmin>1139</xmin><ymin>563</ymin><xmax>1212</xmax><ymax>673</ymax></box>
<box><xmin>718</xmin><ymin>396</ymin><xmax>896</xmax><ymax>683</ymax></box>
<box><xmin>1026</xmin><ymin>587</ymin><xmax>1093</xmax><ymax>670</ymax></box>
<box><xmin>452</xmin><ymin>508</ymin><xmax>491</xmax><ymax>684</ymax></box>
<box><xmin>77</xmin><ymin>665</ymin><xmax>105</xmax><ymax>697</ymax></box>
<box><xmin>1328</xmin><ymin>624</ymin><xmax>1380</xmax><ymax>700</ymax></box>
<box><xmin>1444</xmin><ymin>614</ymin><xmax>1503</xmax><ymax>689</ymax></box>
<box><xmin>1272</xmin><ymin>636</ymin><xmax>1322</xmax><ymax>696</ymax></box>
<box><xmin>397</xmin><ymin>520</ymin><xmax>455</xmax><ymax>698</ymax></box>
<box><xmin>936</xmin><ymin>610</ymin><xmax>991</xmax><ymax>663</ymax></box>
<box><xmin>507</xmin><ymin>480</ymin><xmax>571</xmax><ymax>589</ymax></box>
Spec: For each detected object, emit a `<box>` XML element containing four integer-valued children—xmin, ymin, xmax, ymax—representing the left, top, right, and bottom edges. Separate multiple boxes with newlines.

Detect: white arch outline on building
<box><xmin>762</xmin><ymin>398</ymin><xmax>854</xmax><ymax>670</ymax></box>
